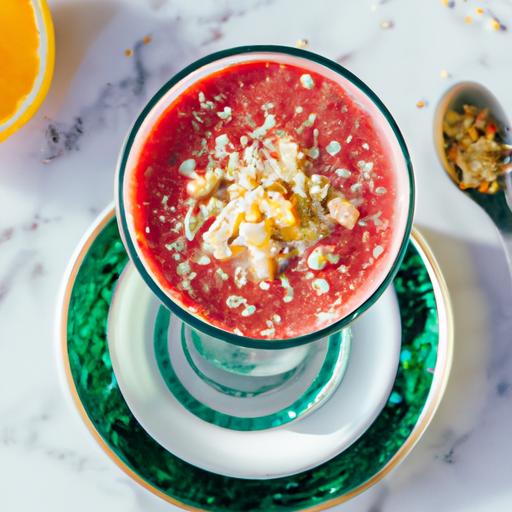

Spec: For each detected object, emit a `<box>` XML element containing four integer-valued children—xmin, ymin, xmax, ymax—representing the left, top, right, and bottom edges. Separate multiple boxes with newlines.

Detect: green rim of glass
<box><xmin>116</xmin><ymin>45</ymin><xmax>415</xmax><ymax>349</ymax></box>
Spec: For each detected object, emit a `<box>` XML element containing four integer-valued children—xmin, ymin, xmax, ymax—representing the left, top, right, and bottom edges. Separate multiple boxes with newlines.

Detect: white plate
<box><xmin>108</xmin><ymin>263</ymin><xmax>401</xmax><ymax>479</ymax></box>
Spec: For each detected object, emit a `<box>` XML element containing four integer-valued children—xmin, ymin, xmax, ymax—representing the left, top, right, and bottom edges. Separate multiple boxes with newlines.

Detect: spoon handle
<box><xmin>468</xmin><ymin>189</ymin><xmax>512</xmax><ymax>271</ymax></box>
<box><xmin>502</xmin><ymin>233</ymin><xmax>512</xmax><ymax>272</ymax></box>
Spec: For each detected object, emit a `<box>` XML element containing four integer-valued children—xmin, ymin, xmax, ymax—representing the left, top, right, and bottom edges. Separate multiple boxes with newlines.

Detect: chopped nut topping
<box><xmin>178</xmin><ymin>132</ymin><xmax>360</xmax><ymax>282</ymax></box>
<box><xmin>327</xmin><ymin>197</ymin><xmax>360</xmax><ymax>229</ymax></box>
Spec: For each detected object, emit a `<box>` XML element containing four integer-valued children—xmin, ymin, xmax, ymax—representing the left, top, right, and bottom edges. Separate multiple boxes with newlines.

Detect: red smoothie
<box><xmin>130</xmin><ymin>61</ymin><xmax>399</xmax><ymax>339</ymax></box>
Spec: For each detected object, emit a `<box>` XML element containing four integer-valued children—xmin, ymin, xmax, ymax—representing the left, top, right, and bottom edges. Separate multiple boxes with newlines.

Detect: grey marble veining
<box><xmin>1</xmin><ymin>0</ymin><xmax>512</xmax><ymax>510</ymax></box>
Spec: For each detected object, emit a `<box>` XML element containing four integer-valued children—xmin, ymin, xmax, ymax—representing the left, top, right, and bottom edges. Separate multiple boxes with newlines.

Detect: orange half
<box><xmin>0</xmin><ymin>0</ymin><xmax>55</xmax><ymax>142</ymax></box>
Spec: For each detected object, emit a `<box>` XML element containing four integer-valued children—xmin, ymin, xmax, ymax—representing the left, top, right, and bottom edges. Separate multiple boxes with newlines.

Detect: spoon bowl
<box><xmin>434</xmin><ymin>81</ymin><xmax>512</xmax><ymax>269</ymax></box>
<box><xmin>434</xmin><ymin>81</ymin><xmax>512</xmax><ymax>185</ymax></box>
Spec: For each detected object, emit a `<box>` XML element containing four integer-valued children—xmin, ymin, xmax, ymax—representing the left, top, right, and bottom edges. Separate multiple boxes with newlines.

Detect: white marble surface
<box><xmin>1</xmin><ymin>0</ymin><xmax>512</xmax><ymax>510</ymax></box>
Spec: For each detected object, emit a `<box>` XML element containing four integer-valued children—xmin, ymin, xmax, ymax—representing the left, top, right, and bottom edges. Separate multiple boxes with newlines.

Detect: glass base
<box><xmin>154</xmin><ymin>307</ymin><xmax>351</xmax><ymax>430</ymax></box>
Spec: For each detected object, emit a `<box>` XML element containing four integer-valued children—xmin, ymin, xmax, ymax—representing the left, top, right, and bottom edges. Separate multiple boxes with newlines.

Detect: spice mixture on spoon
<box><xmin>443</xmin><ymin>104</ymin><xmax>512</xmax><ymax>193</ymax></box>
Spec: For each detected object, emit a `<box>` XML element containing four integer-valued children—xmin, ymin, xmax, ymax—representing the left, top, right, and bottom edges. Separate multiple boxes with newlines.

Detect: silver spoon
<box><xmin>434</xmin><ymin>81</ymin><xmax>512</xmax><ymax>271</ymax></box>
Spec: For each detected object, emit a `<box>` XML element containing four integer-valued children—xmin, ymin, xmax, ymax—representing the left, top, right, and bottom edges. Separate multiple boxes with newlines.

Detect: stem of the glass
<box><xmin>181</xmin><ymin>325</ymin><xmax>317</xmax><ymax>396</ymax></box>
<box><xmin>153</xmin><ymin>310</ymin><xmax>352</xmax><ymax>428</ymax></box>
<box><xmin>184</xmin><ymin>327</ymin><xmax>313</xmax><ymax>377</ymax></box>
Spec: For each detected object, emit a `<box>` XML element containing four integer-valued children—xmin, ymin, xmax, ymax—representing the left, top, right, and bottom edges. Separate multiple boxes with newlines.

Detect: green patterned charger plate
<box><xmin>58</xmin><ymin>207</ymin><xmax>453</xmax><ymax>512</ymax></box>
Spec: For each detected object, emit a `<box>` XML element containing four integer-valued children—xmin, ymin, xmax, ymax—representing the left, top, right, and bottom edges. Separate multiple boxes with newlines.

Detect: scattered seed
<box><xmin>217</xmin><ymin>106</ymin><xmax>232</xmax><ymax>120</ymax></box>
<box><xmin>124</xmin><ymin>49</ymin><xmax>133</xmax><ymax>57</ymax></box>
<box><xmin>226</xmin><ymin>295</ymin><xmax>246</xmax><ymax>308</ymax></box>
<box><xmin>300</xmin><ymin>74</ymin><xmax>315</xmax><ymax>90</ymax></box>
<box><xmin>464</xmin><ymin>15</ymin><xmax>473</xmax><ymax>24</ymax></box>
<box><xmin>307</xmin><ymin>147</ymin><xmax>320</xmax><ymax>159</ymax></box>
<box><xmin>216</xmin><ymin>268</ymin><xmax>229</xmax><ymax>281</ymax></box>
<box><xmin>143</xmin><ymin>35</ymin><xmax>152</xmax><ymax>44</ymax></box>
<box><xmin>179</xmin><ymin>158</ymin><xmax>197</xmax><ymax>178</ymax></box>
<box><xmin>491</xmin><ymin>18</ymin><xmax>505</xmax><ymax>31</ymax></box>
<box><xmin>373</xmin><ymin>245</ymin><xmax>384</xmax><ymax>258</ymax></box>
<box><xmin>177</xmin><ymin>262</ymin><xmax>191</xmax><ymax>276</ymax></box>
<box><xmin>380</xmin><ymin>20</ymin><xmax>394</xmax><ymax>29</ymax></box>
<box><xmin>234</xmin><ymin>266</ymin><xmax>248</xmax><ymax>288</ymax></box>
<box><xmin>260</xmin><ymin>325</ymin><xmax>275</xmax><ymax>337</ymax></box>
<box><xmin>326</xmin><ymin>140</ymin><xmax>341</xmax><ymax>156</ymax></box>
<box><xmin>295</xmin><ymin>38</ymin><xmax>309</xmax><ymax>49</ymax></box>
<box><xmin>196</xmin><ymin>255</ymin><xmax>211</xmax><ymax>265</ymax></box>
<box><xmin>241</xmin><ymin>304</ymin><xmax>256</xmax><ymax>316</ymax></box>
<box><xmin>440</xmin><ymin>69</ymin><xmax>451</xmax><ymax>79</ymax></box>
<box><xmin>357</xmin><ymin>160</ymin><xmax>374</xmax><ymax>173</ymax></box>
<box><xmin>280</xmin><ymin>275</ymin><xmax>294</xmax><ymax>303</ymax></box>
<box><xmin>192</xmin><ymin>111</ymin><xmax>203</xmax><ymax>124</ymax></box>
<box><xmin>312</xmin><ymin>278</ymin><xmax>330</xmax><ymax>295</ymax></box>
<box><xmin>416</xmin><ymin>100</ymin><xmax>427</xmax><ymax>109</ymax></box>
<box><xmin>316</xmin><ymin>311</ymin><xmax>338</xmax><ymax>322</ymax></box>
<box><xmin>165</xmin><ymin>239</ymin><xmax>185</xmax><ymax>252</ymax></box>
<box><xmin>335</xmin><ymin>168</ymin><xmax>351</xmax><ymax>178</ymax></box>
